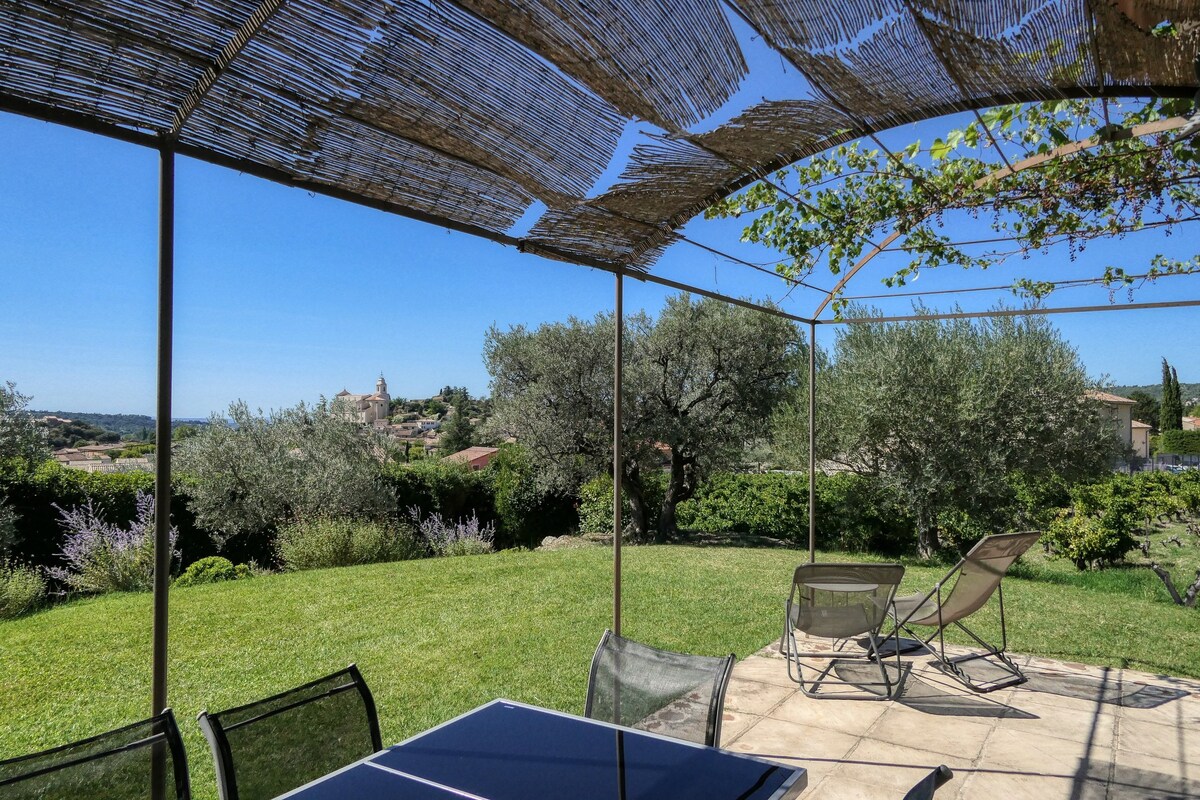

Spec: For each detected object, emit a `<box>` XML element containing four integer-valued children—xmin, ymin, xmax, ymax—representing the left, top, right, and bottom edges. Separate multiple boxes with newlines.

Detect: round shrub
<box><xmin>1</xmin><ymin>560</ymin><xmax>47</xmax><ymax>619</ymax></box>
<box><xmin>276</xmin><ymin>518</ymin><xmax>422</xmax><ymax>571</ymax></box>
<box><xmin>175</xmin><ymin>556</ymin><xmax>252</xmax><ymax>587</ymax></box>
<box><xmin>1046</xmin><ymin>509</ymin><xmax>1137</xmax><ymax>570</ymax></box>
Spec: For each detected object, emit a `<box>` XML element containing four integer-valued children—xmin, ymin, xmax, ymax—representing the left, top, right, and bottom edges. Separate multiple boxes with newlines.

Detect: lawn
<box><xmin>2</xmin><ymin>544</ymin><xmax>1199</xmax><ymax>799</ymax></box>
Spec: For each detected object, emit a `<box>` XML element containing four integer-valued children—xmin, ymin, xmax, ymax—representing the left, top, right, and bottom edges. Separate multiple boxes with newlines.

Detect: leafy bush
<box><xmin>0</xmin><ymin>460</ymin><xmax>221</xmax><ymax>570</ymax></box>
<box><xmin>276</xmin><ymin>518</ymin><xmax>422</xmax><ymax>571</ymax></box>
<box><xmin>177</xmin><ymin>400</ymin><xmax>396</xmax><ymax>546</ymax></box>
<box><xmin>382</xmin><ymin>459</ymin><xmax>499</xmax><ymax>531</ymax></box>
<box><xmin>174</xmin><ymin>556</ymin><xmax>252</xmax><ymax>587</ymax></box>
<box><xmin>1046</xmin><ymin>509</ymin><xmax>1137</xmax><ymax>570</ymax></box>
<box><xmin>677</xmin><ymin>472</ymin><xmax>807</xmax><ymax>540</ymax></box>
<box><xmin>0</xmin><ymin>493</ymin><xmax>16</xmax><ymax>556</ymax></box>
<box><xmin>488</xmin><ymin>444</ymin><xmax>577</xmax><ymax>548</ymax></box>
<box><xmin>47</xmin><ymin>492</ymin><xmax>177</xmax><ymax>594</ymax></box>
<box><xmin>577</xmin><ymin>473</ymin><xmax>666</xmax><ymax>538</ymax></box>
<box><xmin>0</xmin><ymin>560</ymin><xmax>46</xmax><ymax>619</ymax></box>
<box><xmin>409</xmin><ymin>508</ymin><xmax>495</xmax><ymax>556</ymax></box>
<box><xmin>813</xmin><ymin>472</ymin><xmax>914</xmax><ymax>553</ymax></box>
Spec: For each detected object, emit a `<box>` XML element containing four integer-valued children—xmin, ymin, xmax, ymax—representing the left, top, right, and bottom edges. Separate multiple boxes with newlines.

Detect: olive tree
<box><xmin>485</xmin><ymin>294</ymin><xmax>804</xmax><ymax>540</ymax></box>
<box><xmin>0</xmin><ymin>380</ymin><xmax>48</xmax><ymax>555</ymax></box>
<box><xmin>810</xmin><ymin>310</ymin><xmax>1123</xmax><ymax>557</ymax></box>
<box><xmin>177</xmin><ymin>398</ymin><xmax>396</xmax><ymax>545</ymax></box>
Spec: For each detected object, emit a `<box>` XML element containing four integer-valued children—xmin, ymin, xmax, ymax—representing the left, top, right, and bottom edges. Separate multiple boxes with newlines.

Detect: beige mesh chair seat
<box><xmin>884</xmin><ymin>531</ymin><xmax>1041</xmax><ymax>693</ymax></box>
<box><xmin>585</xmin><ymin>630</ymin><xmax>735</xmax><ymax>747</ymax></box>
<box><xmin>784</xmin><ymin>563</ymin><xmax>906</xmax><ymax>700</ymax></box>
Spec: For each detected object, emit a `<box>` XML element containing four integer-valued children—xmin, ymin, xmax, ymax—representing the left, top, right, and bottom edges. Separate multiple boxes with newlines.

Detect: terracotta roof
<box><xmin>443</xmin><ymin>446</ymin><xmax>499</xmax><ymax>464</ymax></box>
<box><xmin>1132</xmin><ymin>420</ymin><xmax>1153</xmax><ymax>429</ymax></box>
<box><xmin>1086</xmin><ymin>390</ymin><xmax>1136</xmax><ymax>405</ymax></box>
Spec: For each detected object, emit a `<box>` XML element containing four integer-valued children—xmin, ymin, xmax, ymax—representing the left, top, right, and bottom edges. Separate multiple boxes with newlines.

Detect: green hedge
<box><xmin>578</xmin><ymin>473</ymin><xmax>667</xmax><ymax>538</ymax></box>
<box><xmin>381</xmin><ymin>456</ymin><xmax>576</xmax><ymax>550</ymax></box>
<box><xmin>1159</xmin><ymin>430</ymin><xmax>1200</xmax><ymax>456</ymax></box>
<box><xmin>677</xmin><ymin>472</ymin><xmax>807</xmax><ymax>540</ymax></box>
<box><xmin>579</xmin><ymin>470</ymin><xmax>915</xmax><ymax>552</ymax></box>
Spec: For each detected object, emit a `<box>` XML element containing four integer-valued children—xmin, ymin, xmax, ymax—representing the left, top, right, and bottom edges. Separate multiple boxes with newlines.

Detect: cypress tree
<box><xmin>1161</xmin><ymin>359</ymin><xmax>1183</xmax><ymax>431</ymax></box>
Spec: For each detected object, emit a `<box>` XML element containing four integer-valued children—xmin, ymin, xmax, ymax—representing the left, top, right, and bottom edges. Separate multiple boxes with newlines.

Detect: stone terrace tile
<box><xmin>982</xmin><ymin>728</ymin><xmax>1113</xmax><ymax>776</ymax></box>
<box><xmin>1116</xmin><ymin>715</ymin><xmax>1200</xmax><ymax>766</ymax></box>
<box><xmin>831</xmin><ymin>739</ymin><xmax>976</xmax><ymax>792</ymax></box>
<box><xmin>724</xmin><ymin>637</ymin><xmax>1200</xmax><ymax>799</ymax></box>
<box><xmin>717</xmin><ymin>709</ymin><xmax>761</xmax><ymax>745</ymax></box>
<box><xmin>771</xmin><ymin>692</ymin><xmax>889</xmax><ymax>736</ymax></box>
<box><xmin>1110</xmin><ymin>748</ymin><xmax>1200</xmax><ymax>797</ymax></box>
<box><xmin>723</xmin><ymin>676</ymin><xmax>794</xmax><ymax>716</ymax></box>
<box><xmin>865</xmin><ymin>705</ymin><xmax>993</xmax><ymax>760</ymax></box>
<box><xmin>953</xmin><ymin>770</ymin><xmax>1106</xmax><ymax>800</ymax></box>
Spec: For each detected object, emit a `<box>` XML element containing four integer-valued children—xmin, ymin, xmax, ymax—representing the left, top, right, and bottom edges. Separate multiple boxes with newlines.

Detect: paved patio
<box><xmin>719</xmin><ymin>636</ymin><xmax>1200</xmax><ymax>799</ymax></box>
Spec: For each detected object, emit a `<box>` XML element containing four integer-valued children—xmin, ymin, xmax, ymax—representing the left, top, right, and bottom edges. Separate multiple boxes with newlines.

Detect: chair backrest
<box><xmin>787</xmin><ymin>562</ymin><xmax>906</xmax><ymax>639</ymax></box>
<box><xmin>936</xmin><ymin>531</ymin><xmax>1041</xmax><ymax>623</ymax></box>
<box><xmin>197</xmin><ymin>665</ymin><xmax>382</xmax><ymax>800</ymax></box>
<box><xmin>0</xmin><ymin>708</ymin><xmax>190</xmax><ymax>799</ymax></box>
<box><xmin>584</xmin><ymin>630</ymin><xmax>735</xmax><ymax>747</ymax></box>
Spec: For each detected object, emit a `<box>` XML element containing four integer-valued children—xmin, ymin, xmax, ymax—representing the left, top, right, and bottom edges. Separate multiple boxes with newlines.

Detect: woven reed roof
<box><xmin>2</xmin><ymin>0</ymin><xmax>1197</xmax><ymax>273</ymax></box>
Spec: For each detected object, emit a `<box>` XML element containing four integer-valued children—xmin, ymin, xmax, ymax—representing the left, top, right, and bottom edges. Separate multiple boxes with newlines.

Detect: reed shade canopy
<box><xmin>3</xmin><ymin>0</ymin><xmax>1198</xmax><ymax>276</ymax></box>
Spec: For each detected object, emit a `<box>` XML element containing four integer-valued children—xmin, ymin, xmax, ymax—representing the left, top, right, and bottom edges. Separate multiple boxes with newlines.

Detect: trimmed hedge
<box><xmin>578</xmin><ymin>473</ymin><xmax>667</xmax><ymax>538</ymax></box>
<box><xmin>677</xmin><ymin>472</ymin><xmax>807</xmax><ymax>540</ymax></box>
<box><xmin>1159</xmin><ymin>430</ymin><xmax>1200</xmax><ymax>456</ymax></box>
<box><xmin>580</xmin><ymin>470</ymin><xmax>915</xmax><ymax>552</ymax></box>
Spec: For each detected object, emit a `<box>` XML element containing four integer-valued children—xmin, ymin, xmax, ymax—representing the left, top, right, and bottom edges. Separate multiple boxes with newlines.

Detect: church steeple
<box><xmin>376</xmin><ymin>373</ymin><xmax>388</xmax><ymax>396</ymax></box>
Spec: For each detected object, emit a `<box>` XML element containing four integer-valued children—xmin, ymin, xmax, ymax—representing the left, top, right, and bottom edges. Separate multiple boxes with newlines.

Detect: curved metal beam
<box><xmin>811</xmin><ymin>116</ymin><xmax>1191</xmax><ymax>318</ymax></box>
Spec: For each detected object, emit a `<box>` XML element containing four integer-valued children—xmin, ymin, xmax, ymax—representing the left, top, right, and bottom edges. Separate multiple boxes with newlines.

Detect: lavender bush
<box><xmin>408</xmin><ymin>507</ymin><xmax>495</xmax><ymax>557</ymax></box>
<box><xmin>48</xmin><ymin>492</ymin><xmax>178</xmax><ymax>594</ymax></box>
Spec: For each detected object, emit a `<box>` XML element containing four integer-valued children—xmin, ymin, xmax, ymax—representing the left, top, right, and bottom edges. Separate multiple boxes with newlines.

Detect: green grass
<box><xmin>2</xmin><ymin>545</ymin><xmax>1199</xmax><ymax>799</ymax></box>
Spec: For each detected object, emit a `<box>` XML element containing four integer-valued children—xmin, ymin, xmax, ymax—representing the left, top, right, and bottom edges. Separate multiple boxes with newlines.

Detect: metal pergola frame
<box><xmin>3</xmin><ymin>0</ymin><xmax>1196</xmax><ymax>729</ymax></box>
<box><xmin>134</xmin><ymin>125</ymin><xmax>1200</xmax><ymax>716</ymax></box>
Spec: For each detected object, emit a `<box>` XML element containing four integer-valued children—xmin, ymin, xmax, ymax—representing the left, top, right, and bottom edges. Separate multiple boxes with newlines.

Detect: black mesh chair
<box><xmin>585</xmin><ymin>629</ymin><xmax>735</xmax><ymax>747</ymax></box>
<box><xmin>0</xmin><ymin>709</ymin><xmax>190</xmax><ymax>799</ymax></box>
<box><xmin>197</xmin><ymin>665</ymin><xmax>382</xmax><ymax>800</ymax></box>
<box><xmin>784</xmin><ymin>562</ymin><xmax>906</xmax><ymax>699</ymax></box>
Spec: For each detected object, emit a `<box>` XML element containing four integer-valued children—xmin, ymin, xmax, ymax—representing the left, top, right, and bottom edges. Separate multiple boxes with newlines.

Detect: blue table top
<box><xmin>280</xmin><ymin>699</ymin><xmax>804</xmax><ymax>800</ymax></box>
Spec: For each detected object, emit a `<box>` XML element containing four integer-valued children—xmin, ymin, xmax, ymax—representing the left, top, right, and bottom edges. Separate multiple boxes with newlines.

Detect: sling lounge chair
<box><xmin>784</xmin><ymin>562</ymin><xmax>906</xmax><ymax>699</ymax></box>
<box><xmin>883</xmin><ymin>531</ymin><xmax>1041</xmax><ymax>693</ymax></box>
<box><xmin>585</xmin><ymin>629</ymin><xmax>735</xmax><ymax>747</ymax></box>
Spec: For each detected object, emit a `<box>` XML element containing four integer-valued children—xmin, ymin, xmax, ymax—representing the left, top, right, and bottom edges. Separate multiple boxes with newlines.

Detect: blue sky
<box><xmin>2</xmin><ymin>101</ymin><xmax>1198</xmax><ymax>417</ymax></box>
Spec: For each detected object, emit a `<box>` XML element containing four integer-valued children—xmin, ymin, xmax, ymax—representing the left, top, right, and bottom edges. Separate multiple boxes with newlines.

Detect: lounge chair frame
<box><xmin>881</xmin><ymin>531</ymin><xmax>1041</xmax><ymax>693</ymax></box>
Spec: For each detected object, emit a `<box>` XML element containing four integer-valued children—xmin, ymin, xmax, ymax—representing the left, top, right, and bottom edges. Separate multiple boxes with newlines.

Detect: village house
<box><xmin>1131</xmin><ymin>420</ymin><xmax>1151</xmax><ymax>460</ymax></box>
<box><xmin>442</xmin><ymin>446</ymin><xmax>499</xmax><ymax>470</ymax></box>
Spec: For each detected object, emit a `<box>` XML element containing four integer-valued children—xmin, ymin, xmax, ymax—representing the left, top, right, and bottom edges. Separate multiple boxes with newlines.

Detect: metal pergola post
<box><xmin>807</xmin><ymin>320</ymin><xmax>816</xmax><ymax>564</ymax></box>
<box><xmin>612</xmin><ymin>270</ymin><xmax>623</xmax><ymax>636</ymax></box>
<box><xmin>151</xmin><ymin>145</ymin><xmax>174</xmax><ymax>718</ymax></box>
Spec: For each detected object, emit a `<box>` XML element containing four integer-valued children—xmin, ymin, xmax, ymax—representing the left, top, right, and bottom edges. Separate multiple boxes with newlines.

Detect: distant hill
<box><xmin>30</xmin><ymin>411</ymin><xmax>208</xmax><ymax>438</ymax></box>
<box><xmin>1109</xmin><ymin>384</ymin><xmax>1200</xmax><ymax>403</ymax></box>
